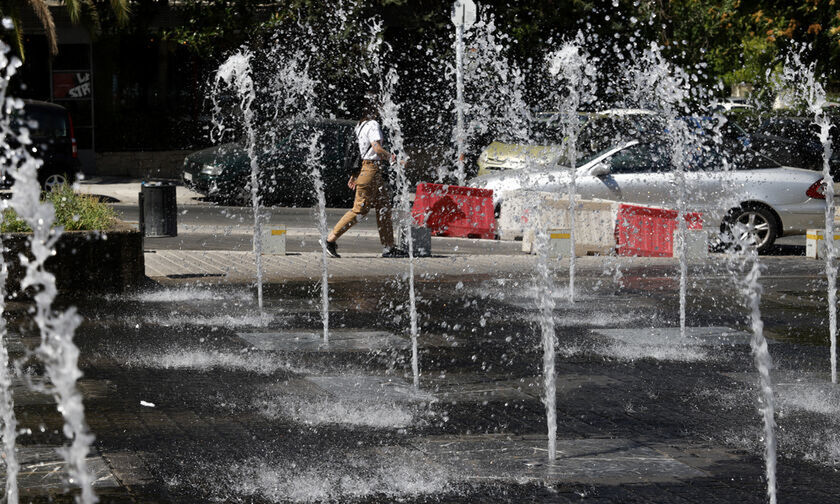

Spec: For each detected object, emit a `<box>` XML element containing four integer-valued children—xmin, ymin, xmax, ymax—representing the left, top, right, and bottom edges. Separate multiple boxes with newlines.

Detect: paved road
<box><xmin>87</xmin><ymin>179</ymin><xmax>809</xmax><ymax>254</ymax></box>
<box><xmin>112</xmin><ymin>204</ymin><xmax>522</xmax><ymax>255</ymax></box>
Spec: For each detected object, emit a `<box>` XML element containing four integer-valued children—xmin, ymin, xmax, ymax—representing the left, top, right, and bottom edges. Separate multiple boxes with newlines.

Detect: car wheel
<box><xmin>231</xmin><ymin>185</ymin><xmax>254</xmax><ymax>207</ymax></box>
<box><xmin>41</xmin><ymin>173</ymin><xmax>68</xmax><ymax>192</ymax></box>
<box><xmin>215</xmin><ymin>178</ymin><xmax>252</xmax><ymax>207</ymax></box>
<box><xmin>721</xmin><ymin>205</ymin><xmax>778</xmax><ymax>254</ymax></box>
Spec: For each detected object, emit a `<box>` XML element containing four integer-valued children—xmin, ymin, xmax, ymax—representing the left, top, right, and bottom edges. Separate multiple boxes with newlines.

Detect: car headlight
<box><xmin>477</xmin><ymin>150</ymin><xmax>489</xmax><ymax>167</ymax></box>
<box><xmin>200</xmin><ymin>163</ymin><xmax>223</xmax><ymax>176</ymax></box>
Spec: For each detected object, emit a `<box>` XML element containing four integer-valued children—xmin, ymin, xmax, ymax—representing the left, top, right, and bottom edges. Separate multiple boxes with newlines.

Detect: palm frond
<box><xmin>26</xmin><ymin>0</ymin><xmax>57</xmax><ymax>55</ymax></box>
<box><xmin>11</xmin><ymin>14</ymin><xmax>25</xmax><ymax>61</ymax></box>
<box><xmin>82</xmin><ymin>0</ymin><xmax>100</xmax><ymax>34</ymax></box>
<box><xmin>110</xmin><ymin>0</ymin><xmax>130</xmax><ymax>26</ymax></box>
<box><xmin>62</xmin><ymin>0</ymin><xmax>83</xmax><ymax>25</ymax></box>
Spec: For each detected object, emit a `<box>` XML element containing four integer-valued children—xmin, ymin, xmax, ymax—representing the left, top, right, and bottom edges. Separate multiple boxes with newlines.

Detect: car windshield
<box><xmin>685</xmin><ymin>140</ymin><xmax>781</xmax><ymax>171</ymax></box>
<box><xmin>578</xmin><ymin>145</ymin><xmax>622</xmax><ymax>166</ymax></box>
<box><xmin>587</xmin><ymin>139</ymin><xmax>779</xmax><ymax>172</ymax></box>
<box><xmin>577</xmin><ymin>115</ymin><xmax>665</xmax><ymax>160</ymax></box>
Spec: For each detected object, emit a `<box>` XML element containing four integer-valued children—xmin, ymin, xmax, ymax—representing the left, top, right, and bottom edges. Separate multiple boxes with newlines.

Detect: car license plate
<box><xmin>184</xmin><ymin>172</ymin><xmax>193</xmax><ymax>182</ymax></box>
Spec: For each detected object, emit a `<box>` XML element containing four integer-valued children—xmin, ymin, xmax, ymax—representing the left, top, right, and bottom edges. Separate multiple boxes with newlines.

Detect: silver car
<box><xmin>468</xmin><ymin>140</ymin><xmax>832</xmax><ymax>252</ymax></box>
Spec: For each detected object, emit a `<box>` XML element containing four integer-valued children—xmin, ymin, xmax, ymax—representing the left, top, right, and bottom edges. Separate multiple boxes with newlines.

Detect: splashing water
<box><xmin>444</xmin><ymin>11</ymin><xmax>530</xmax><ymax>183</ymax></box>
<box><xmin>777</xmin><ymin>48</ymin><xmax>837</xmax><ymax>383</ymax></box>
<box><xmin>0</xmin><ymin>259</ymin><xmax>16</xmax><ymax>503</ymax></box>
<box><xmin>741</xmin><ymin>249</ymin><xmax>777</xmax><ymax>504</ymax></box>
<box><xmin>0</xmin><ymin>45</ymin><xmax>19</xmax><ymax>504</ymax></box>
<box><xmin>307</xmin><ymin>131</ymin><xmax>330</xmax><ymax>343</ymax></box>
<box><xmin>214</xmin><ymin>51</ymin><xmax>264</xmax><ymax>312</ymax></box>
<box><xmin>380</xmin><ymin>68</ymin><xmax>421</xmax><ymax>388</ymax></box>
<box><xmin>630</xmin><ymin>42</ymin><xmax>693</xmax><ymax>337</ymax></box>
<box><xmin>534</xmin><ymin>218</ymin><xmax>557</xmax><ymax>461</ymax></box>
<box><xmin>0</xmin><ymin>48</ymin><xmax>97</xmax><ymax>503</ymax></box>
<box><xmin>547</xmin><ymin>35</ymin><xmax>597</xmax><ymax>303</ymax></box>
<box><xmin>262</xmin><ymin>43</ymin><xmax>330</xmax><ymax>341</ymax></box>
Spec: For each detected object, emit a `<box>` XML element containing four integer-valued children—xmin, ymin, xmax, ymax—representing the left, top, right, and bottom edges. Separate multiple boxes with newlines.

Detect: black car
<box><xmin>182</xmin><ymin>119</ymin><xmax>359</xmax><ymax>207</ymax></box>
<box><xmin>6</xmin><ymin>100</ymin><xmax>81</xmax><ymax>190</ymax></box>
<box><xmin>725</xmin><ymin>112</ymin><xmax>840</xmax><ymax>176</ymax></box>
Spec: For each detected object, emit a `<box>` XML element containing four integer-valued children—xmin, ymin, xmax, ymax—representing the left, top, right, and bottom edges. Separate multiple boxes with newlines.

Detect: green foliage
<box><xmin>160</xmin><ymin>0</ymin><xmax>269</xmax><ymax>57</ymax></box>
<box><xmin>657</xmin><ymin>0</ymin><xmax>840</xmax><ymax>91</ymax></box>
<box><xmin>0</xmin><ymin>208</ymin><xmax>29</xmax><ymax>232</ymax></box>
<box><xmin>0</xmin><ymin>184</ymin><xmax>117</xmax><ymax>233</ymax></box>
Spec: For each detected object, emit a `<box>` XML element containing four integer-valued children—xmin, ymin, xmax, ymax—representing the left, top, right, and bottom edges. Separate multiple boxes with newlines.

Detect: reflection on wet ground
<box><xmin>6</xmin><ymin>258</ymin><xmax>840</xmax><ymax>502</ymax></box>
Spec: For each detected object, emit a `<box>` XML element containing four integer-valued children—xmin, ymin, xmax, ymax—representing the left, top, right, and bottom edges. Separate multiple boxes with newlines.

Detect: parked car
<box><xmin>469</xmin><ymin>138</ymin><xmax>834</xmax><ymax>253</ymax></box>
<box><xmin>6</xmin><ymin>100</ymin><xmax>81</xmax><ymax>190</ymax></box>
<box><xmin>182</xmin><ymin>119</ymin><xmax>357</xmax><ymax>207</ymax></box>
<box><xmin>710</xmin><ymin>98</ymin><xmax>754</xmax><ymax>112</ymax></box>
<box><xmin>725</xmin><ymin>112</ymin><xmax>840</xmax><ymax>176</ymax></box>
<box><xmin>475</xmin><ymin>110</ymin><xmax>661</xmax><ymax>176</ymax></box>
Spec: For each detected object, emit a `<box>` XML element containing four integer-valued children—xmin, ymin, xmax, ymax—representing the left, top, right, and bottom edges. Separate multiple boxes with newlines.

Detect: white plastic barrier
<box><xmin>499</xmin><ymin>192</ymin><xmax>619</xmax><ymax>255</ymax></box>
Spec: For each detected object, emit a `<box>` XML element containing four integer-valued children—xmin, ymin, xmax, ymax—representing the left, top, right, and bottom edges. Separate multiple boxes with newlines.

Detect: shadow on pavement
<box><xmin>763</xmin><ymin>244</ymin><xmax>806</xmax><ymax>256</ymax></box>
<box><xmin>87</xmin><ymin>194</ymin><xmax>121</xmax><ymax>203</ymax></box>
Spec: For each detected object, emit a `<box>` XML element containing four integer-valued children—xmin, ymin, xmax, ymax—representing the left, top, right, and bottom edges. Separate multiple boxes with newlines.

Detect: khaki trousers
<box><xmin>331</xmin><ymin>161</ymin><xmax>395</xmax><ymax>248</ymax></box>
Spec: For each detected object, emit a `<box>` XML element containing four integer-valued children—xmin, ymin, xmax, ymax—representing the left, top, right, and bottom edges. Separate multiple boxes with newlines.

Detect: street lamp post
<box><xmin>451</xmin><ymin>0</ymin><xmax>476</xmax><ymax>186</ymax></box>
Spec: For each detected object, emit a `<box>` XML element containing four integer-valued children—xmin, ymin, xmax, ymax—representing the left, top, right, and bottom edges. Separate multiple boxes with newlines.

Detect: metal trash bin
<box><xmin>139</xmin><ymin>181</ymin><xmax>177</xmax><ymax>237</ymax></box>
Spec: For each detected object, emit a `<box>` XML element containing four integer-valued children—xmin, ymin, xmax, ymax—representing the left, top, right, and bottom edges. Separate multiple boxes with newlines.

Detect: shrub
<box><xmin>0</xmin><ymin>184</ymin><xmax>117</xmax><ymax>233</ymax></box>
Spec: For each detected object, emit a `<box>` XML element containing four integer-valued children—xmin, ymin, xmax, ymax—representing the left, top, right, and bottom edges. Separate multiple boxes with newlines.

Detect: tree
<box><xmin>0</xmin><ymin>0</ymin><xmax>130</xmax><ymax>59</ymax></box>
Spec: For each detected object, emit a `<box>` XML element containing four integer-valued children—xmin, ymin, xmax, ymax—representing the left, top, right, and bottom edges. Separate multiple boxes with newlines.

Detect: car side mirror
<box><xmin>589</xmin><ymin>162</ymin><xmax>611</xmax><ymax>177</ymax></box>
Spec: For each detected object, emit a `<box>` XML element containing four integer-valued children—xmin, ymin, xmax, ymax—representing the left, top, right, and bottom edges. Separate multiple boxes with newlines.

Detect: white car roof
<box><xmin>595</xmin><ymin>108</ymin><xmax>656</xmax><ymax>117</ymax></box>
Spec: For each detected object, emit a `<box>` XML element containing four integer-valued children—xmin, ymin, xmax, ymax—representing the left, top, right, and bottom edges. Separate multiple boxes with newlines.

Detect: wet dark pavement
<box><xmin>5</xmin><ymin>257</ymin><xmax>840</xmax><ymax>502</ymax></box>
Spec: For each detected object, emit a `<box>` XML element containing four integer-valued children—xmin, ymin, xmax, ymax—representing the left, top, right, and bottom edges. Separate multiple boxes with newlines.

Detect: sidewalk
<box><xmin>145</xmin><ymin>251</ymin><xmax>816</xmax><ymax>284</ymax></box>
<box><xmin>145</xmin><ymin>250</ymin><xmax>543</xmax><ymax>283</ymax></box>
<box><xmin>77</xmin><ymin>176</ymin><xmax>207</xmax><ymax>206</ymax></box>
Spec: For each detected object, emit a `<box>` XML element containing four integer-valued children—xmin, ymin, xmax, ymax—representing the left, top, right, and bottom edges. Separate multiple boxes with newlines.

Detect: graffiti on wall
<box><xmin>53</xmin><ymin>72</ymin><xmax>91</xmax><ymax>99</ymax></box>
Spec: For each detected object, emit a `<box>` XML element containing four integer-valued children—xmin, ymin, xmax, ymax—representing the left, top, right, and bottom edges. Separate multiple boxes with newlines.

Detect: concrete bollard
<box><xmin>672</xmin><ymin>228</ymin><xmax>708</xmax><ymax>260</ymax></box>
<box><xmin>521</xmin><ymin>229</ymin><xmax>535</xmax><ymax>254</ymax></box>
<box><xmin>521</xmin><ymin>229</ymin><xmax>572</xmax><ymax>257</ymax></box>
<box><xmin>806</xmin><ymin>229</ymin><xmax>840</xmax><ymax>259</ymax></box>
<box><xmin>397</xmin><ymin>225</ymin><xmax>432</xmax><ymax>257</ymax></box>
<box><xmin>548</xmin><ymin>229</ymin><xmax>572</xmax><ymax>258</ymax></box>
<box><xmin>259</xmin><ymin>225</ymin><xmax>286</xmax><ymax>255</ymax></box>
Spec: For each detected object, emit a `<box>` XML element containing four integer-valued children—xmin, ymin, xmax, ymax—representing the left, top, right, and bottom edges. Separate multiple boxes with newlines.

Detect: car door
<box><xmin>580</xmin><ymin>142</ymin><xmax>674</xmax><ymax>206</ymax></box>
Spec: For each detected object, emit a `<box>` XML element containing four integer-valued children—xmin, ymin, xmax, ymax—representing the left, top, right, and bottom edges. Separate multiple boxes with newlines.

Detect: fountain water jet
<box><xmin>534</xmin><ymin>219</ymin><xmax>557</xmax><ymax>461</ymax></box>
<box><xmin>1</xmin><ymin>51</ymin><xmax>97</xmax><ymax>503</ymax></box>
<box><xmin>630</xmin><ymin>42</ymin><xmax>693</xmax><ymax>338</ymax></box>
<box><xmin>380</xmin><ymin>69</ymin><xmax>421</xmax><ymax>388</ymax></box>
<box><xmin>306</xmin><ymin>131</ymin><xmax>330</xmax><ymax>343</ymax></box>
<box><xmin>0</xmin><ymin>257</ymin><xmax>16</xmax><ymax>503</ymax></box>
<box><xmin>777</xmin><ymin>49</ymin><xmax>837</xmax><ymax>383</ymax></box>
<box><xmin>0</xmin><ymin>45</ymin><xmax>19</xmax><ymax>504</ymax></box>
<box><xmin>214</xmin><ymin>51</ymin><xmax>264</xmax><ymax>312</ymax></box>
<box><xmin>739</xmin><ymin>247</ymin><xmax>778</xmax><ymax>504</ymax></box>
<box><xmin>548</xmin><ymin>35</ymin><xmax>597</xmax><ymax>303</ymax></box>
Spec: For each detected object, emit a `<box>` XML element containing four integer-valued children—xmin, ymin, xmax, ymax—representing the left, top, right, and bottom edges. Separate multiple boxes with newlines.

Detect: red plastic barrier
<box><xmin>615</xmin><ymin>204</ymin><xmax>703</xmax><ymax>257</ymax></box>
<box><xmin>411</xmin><ymin>183</ymin><xmax>496</xmax><ymax>239</ymax></box>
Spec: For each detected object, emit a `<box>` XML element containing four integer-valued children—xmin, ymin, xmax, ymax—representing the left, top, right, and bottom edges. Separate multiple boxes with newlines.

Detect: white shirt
<box><xmin>356</xmin><ymin>120</ymin><xmax>384</xmax><ymax>161</ymax></box>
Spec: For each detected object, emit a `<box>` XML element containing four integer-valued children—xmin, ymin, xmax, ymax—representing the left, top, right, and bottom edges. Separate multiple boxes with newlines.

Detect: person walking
<box><xmin>323</xmin><ymin>97</ymin><xmax>405</xmax><ymax>258</ymax></box>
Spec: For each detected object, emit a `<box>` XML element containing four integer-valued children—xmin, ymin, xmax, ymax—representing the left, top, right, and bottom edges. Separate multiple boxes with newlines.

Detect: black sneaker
<box><xmin>322</xmin><ymin>240</ymin><xmax>340</xmax><ymax>258</ymax></box>
<box><xmin>382</xmin><ymin>247</ymin><xmax>408</xmax><ymax>258</ymax></box>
